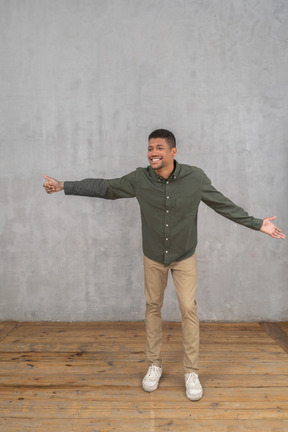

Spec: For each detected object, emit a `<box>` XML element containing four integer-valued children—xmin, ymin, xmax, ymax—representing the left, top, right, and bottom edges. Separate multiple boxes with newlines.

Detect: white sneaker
<box><xmin>185</xmin><ymin>372</ymin><xmax>203</xmax><ymax>401</ymax></box>
<box><xmin>142</xmin><ymin>365</ymin><xmax>162</xmax><ymax>392</ymax></box>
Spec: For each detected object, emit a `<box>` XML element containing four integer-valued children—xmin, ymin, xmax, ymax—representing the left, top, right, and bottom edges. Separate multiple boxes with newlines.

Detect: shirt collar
<box><xmin>148</xmin><ymin>160</ymin><xmax>180</xmax><ymax>182</ymax></box>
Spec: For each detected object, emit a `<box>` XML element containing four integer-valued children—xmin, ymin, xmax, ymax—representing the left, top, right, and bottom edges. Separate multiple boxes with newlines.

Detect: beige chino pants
<box><xmin>144</xmin><ymin>254</ymin><xmax>199</xmax><ymax>374</ymax></box>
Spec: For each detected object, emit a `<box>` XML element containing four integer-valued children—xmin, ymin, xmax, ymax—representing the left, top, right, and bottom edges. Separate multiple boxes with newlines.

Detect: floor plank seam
<box><xmin>259</xmin><ymin>322</ymin><xmax>288</xmax><ymax>354</ymax></box>
<box><xmin>0</xmin><ymin>322</ymin><xmax>19</xmax><ymax>343</ymax></box>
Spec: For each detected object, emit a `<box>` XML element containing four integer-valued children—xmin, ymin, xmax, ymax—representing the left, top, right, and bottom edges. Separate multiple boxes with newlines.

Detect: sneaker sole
<box><xmin>142</xmin><ymin>378</ymin><xmax>160</xmax><ymax>393</ymax></box>
<box><xmin>142</xmin><ymin>382</ymin><xmax>159</xmax><ymax>392</ymax></box>
<box><xmin>186</xmin><ymin>390</ymin><xmax>203</xmax><ymax>401</ymax></box>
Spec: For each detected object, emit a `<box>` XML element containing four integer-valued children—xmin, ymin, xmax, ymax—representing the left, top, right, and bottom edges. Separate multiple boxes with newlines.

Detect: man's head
<box><xmin>148</xmin><ymin>129</ymin><xmax>176</xmax><ymax>149</ymax></box>
<box><xmin>147</xmin><ymin>129</ymin><xmax>177</xmax><ymax>177</ymax></box>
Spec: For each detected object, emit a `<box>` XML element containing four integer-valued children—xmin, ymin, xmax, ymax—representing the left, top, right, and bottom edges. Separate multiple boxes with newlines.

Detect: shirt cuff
<box><xmin>63</xmin><ymin>181</ymin><xmax>74</xmax><ymax>195</ymax></box>
<box><xmin>251</xmin><ymin>218</ymin><xmax>263</xmax><ymax>231</ymax></box>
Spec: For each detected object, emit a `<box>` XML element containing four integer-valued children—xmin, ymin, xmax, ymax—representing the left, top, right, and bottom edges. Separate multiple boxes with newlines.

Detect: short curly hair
<box><xmin>148</xmin><ymin>129</ymin><xmax>176</xmax><ymax>149</ymax></box>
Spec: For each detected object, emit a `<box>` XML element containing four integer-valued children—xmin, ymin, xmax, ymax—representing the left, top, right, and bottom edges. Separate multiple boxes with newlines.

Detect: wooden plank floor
<box><xmin>0</xmin><ymin>321</ymin><xmax>288</xmax><ymax>432</ymax></box>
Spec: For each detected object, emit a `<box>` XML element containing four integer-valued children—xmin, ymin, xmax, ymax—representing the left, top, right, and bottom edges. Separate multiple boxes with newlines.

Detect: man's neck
<box><xmin>154</xmin><ymin>164</ymin><xmax>175</xmax><ymax>180</ymax></box>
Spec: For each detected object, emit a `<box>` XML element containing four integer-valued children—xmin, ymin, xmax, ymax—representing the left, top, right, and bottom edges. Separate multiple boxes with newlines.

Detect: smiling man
<box><xmin>148</xmin><ymin>135</ymin><xmax>177</xmax><ymax>174</ymax></box>
<box><xmin>43</xmin><ymin>128</ymin><xmax>285</xmax><ymax>401</ymax></box>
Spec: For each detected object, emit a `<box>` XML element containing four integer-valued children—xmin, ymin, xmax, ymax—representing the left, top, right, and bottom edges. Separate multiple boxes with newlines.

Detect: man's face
<box><xmin>147</xmin><ymin>138</ymin><xmax>177</xmax><ymax>172</ymax></box>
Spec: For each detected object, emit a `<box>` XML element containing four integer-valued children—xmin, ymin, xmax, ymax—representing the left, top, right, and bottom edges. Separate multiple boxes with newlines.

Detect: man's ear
<box><xmin>172</xmin><ymin>147</ymin><xmax>177</xmax><ymax>158</ymax></box>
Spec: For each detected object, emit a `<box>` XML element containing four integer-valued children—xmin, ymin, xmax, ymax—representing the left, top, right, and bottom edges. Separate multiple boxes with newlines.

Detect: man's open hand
<box><xmin>43</xmin><ymin>175</ymin><xmax>64</xmax><ymax>194</ymax></box>
<box><xmin>260</xmin><ymin>216</ymin><xmax>285</xmax><ymax>239</ymax></box>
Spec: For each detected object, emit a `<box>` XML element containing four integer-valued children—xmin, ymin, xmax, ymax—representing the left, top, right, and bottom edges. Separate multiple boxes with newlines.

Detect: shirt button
<box><xmin>166</xmin><ymin>210</ymin><xmax>169</xmax><ymax>213</ymax></box>
<box><xmin>167</xmin><ymin>196</ymin><xmax>170</xmax><ymax>199</ymax></box>
<box><xmin>166</xmin><ymin>237</ymin><xmax>168</xmax><ymax>241</ymax></box>
<box><xmin>166</xmin><ymin>224</ymin><xmax>169</xmax><ymax>227</ymax></box>
<box><xmin>165</xmin><ymin>250</ymin><xmax>168</xmax><ymax>254</ymax></box>
<box><xmin>166</xmin><ymin>181</ymin><xmax>169</xmax><ymax>184</ymax></box>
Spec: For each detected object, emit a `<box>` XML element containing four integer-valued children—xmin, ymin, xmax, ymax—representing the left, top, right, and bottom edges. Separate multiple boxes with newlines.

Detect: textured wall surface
<box><xmin>0</xmin><ymin>0</ymin><xmax>287</xmax><ymax>321</ymax></box>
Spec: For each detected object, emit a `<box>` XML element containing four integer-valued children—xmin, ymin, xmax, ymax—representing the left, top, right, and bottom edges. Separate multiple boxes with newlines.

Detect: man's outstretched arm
<box><xmin>260</xmin><ymin>216</ymin><xmax>285</xmax><ymax>239</ymax></box>
<box><xmin>43</xmin><ymin>173</ymin><xmax>137</xmax><ymax>199</ymax></box>
<box><xmin>200</xmin><ymin>171</ymin><xmax>285</xmax><ymax>240</ymax></box>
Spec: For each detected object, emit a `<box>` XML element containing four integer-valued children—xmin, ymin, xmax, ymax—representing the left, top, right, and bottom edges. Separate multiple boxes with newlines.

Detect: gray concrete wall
<box><xmin>0</xmin><ymin>0</ymin><xmax>287</xmax><ymax>322</ymax></box>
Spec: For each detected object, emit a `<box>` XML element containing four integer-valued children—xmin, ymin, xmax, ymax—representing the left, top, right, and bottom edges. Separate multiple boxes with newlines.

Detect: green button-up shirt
<box><xmin>64</xmin><ymin>161</ymin><xmax>263</xmax><ymax>266</ymax></box>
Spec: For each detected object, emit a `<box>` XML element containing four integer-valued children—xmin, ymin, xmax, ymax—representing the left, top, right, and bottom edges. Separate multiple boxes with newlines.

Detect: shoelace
<box><xmin>186</xmin><ymin>372</ymin><xmax>198</xmax><ymax>385</ymax></box>
<box><xmin>146</xmin><ymin>365</ymin><xmax>160</xmax><ymax>381</ymax></box>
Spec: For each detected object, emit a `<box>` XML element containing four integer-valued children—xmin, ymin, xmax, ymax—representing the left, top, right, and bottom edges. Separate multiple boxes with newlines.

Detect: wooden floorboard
<box><xmin>0</xmin><ymin>321</ymin><xmax>287</xmax><ymax>432</ymax></box>
<box><xmin>260</xmin><ymin>322</ymin><xmax>288</xmax><ymax>354</ymax></box>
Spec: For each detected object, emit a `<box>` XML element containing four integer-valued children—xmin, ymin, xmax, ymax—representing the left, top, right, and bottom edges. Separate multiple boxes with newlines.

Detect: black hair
<box><xmin>148</xmin><ymin>129</ymin><xmax>176</xmax><ymax>149</ymax></box>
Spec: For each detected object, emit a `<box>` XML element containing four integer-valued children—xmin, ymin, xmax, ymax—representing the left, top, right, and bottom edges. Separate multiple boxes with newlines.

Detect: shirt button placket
<box><xmin>164</xmin><ymin>180</ymin><xmax>171</xmax><ymax>265</ymax></box>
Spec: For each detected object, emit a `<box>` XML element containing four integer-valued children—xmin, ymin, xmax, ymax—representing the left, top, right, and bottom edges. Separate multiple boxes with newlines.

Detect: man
<box><xmin>43</xmin><ymin>129</ymin><xmax>285</xmax><ymax>401</ymax></box>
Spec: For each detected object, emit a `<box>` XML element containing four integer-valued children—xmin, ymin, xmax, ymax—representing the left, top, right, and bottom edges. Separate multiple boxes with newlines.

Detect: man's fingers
<box><xmin>274</xmin><ymin>232</ymin><xmax>285</xmax><ymax>239</ymax></box>
<box><xmin>43</xmin><ymin>182</ymin><xmax>52</xmax><ymax>188</ymax></box>
<box><xmin>43</xmin><ymin>182</ymin><xmax>56</xmax><ymax>193</ymax></box>
<box><xmin>272</xmin><ymin>226</ymin><xmax>285</xmax><ymax>239</ymax></box>
<box><xmin>43</xmin><ymin>175</ymin><xmax>55</xmax><ymax>190</ymax></box>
